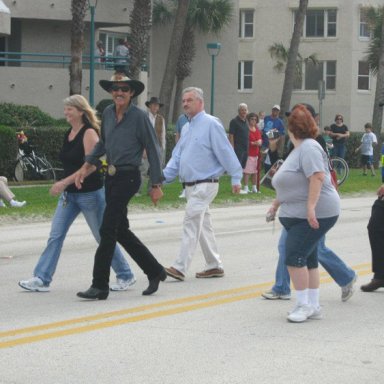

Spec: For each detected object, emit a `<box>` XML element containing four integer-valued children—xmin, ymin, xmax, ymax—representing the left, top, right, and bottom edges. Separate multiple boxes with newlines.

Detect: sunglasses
<box><xmin>111</xmin><ymin>85</ymin><xmax>131</xmax><ymax>92</ymax></box>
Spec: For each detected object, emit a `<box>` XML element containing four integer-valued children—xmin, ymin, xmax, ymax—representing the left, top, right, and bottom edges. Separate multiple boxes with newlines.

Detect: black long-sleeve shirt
<box><xmin>85</xmin><ymin>103</ymin><xmax>163</xmax><ymax>184</ymax></box>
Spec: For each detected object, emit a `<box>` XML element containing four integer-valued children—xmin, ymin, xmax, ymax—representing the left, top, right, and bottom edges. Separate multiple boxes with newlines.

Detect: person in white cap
<box><xmin>262</xmin><ymin>104</ymin><xmax>285</xmax><ymax>172</ymax></box>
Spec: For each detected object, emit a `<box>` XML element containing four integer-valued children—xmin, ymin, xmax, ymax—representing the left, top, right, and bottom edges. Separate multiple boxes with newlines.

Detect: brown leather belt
<box><xmin>184</xmin><ymin>178</ymin><xmax>219</xmax><ymax>187</ymax></box>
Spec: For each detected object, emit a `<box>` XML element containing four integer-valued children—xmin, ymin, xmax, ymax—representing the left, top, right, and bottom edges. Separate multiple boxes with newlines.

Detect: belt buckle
<box><xmin>107</xmin><ymin>165</ymin><xmax>116</xmax><ymax>176</ymax></box>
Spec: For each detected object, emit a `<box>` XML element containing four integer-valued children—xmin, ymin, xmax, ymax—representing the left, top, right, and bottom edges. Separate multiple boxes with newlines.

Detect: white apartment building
<box><xmin>151</xmin><ymin>0</ymin><xmax>384</xmax><ymax>131</ymax></box>
<box><xmin>0</xmin><ymin>0</ymin><xmax>383</xmax><ymax>132</ymax></box>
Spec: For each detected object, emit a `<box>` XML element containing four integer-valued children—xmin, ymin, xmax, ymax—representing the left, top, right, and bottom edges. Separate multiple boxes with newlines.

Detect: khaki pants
<box><xmin>0</xmin><ymin>176</ymin><xmax>15</xmax><ymax>202</ymax></box>
<box><xmin>172</xmin><ymin>182</ymin><xmax>223</xmax><ymax>275</ymax></box>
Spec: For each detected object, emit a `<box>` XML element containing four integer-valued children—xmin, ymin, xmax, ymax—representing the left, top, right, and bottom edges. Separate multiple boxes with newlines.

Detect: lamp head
<box><xmin>206</xmin><ymin>42</ymin><xmax>221</xmax><ymax>57</ymax></box>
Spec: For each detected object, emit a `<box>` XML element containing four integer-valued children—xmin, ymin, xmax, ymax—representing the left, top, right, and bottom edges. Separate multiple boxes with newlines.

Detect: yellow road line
<box><xmin>0</xmin><ymin>266</ymin><xmax>372</xmax><ymax>349</ymax></box>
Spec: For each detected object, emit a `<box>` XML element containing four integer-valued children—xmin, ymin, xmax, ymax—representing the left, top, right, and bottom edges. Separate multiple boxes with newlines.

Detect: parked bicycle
<box><xmin>330</xmin><ymin>156</ymin><xmax>349</xmax><ymax>186</ymax></box>
<box><xmin>14</xmin><ymin>131</ymin><xmax>56</xmax><ymax>182</ymax></box>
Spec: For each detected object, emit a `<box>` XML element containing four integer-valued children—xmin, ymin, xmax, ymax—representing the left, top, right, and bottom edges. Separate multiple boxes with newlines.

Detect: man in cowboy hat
<box><xmin>138</xmin><ymin>96</ymin><xmax>166</xmax><ymax>195</ymax></box>
<box><xmin>75</xmin><ymin>74</ymin><xmax>166</xmax><ymax>300</ymax></box>
<box><xmin>145</xmin><ymin>97</ymin><xmax>166</xmax><ymax>164</ymax></box>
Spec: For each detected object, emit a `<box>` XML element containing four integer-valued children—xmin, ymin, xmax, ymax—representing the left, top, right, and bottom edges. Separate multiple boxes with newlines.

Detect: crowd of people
<box><xmin>9</xmin><ymin>69</ymin><xmax>383</xmax><ymax>323</ymax></box>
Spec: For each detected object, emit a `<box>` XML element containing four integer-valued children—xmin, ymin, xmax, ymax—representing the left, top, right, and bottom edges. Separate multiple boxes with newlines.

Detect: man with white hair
<box><xmin>163</xmin><ymin>87</ymin><xmax>242</xmax><ymax>282</ymax></box>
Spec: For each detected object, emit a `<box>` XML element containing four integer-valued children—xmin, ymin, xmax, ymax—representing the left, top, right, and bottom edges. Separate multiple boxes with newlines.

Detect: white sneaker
<box><xmin>287</xmin><ymin>304</ymin><xmax>314</xmax><ymax>323</ymax></box>
<box><xmin>18</xmin><ymin>277</ymin><xmax>50</xmax><ymax>292</ymax></box>
<box><xmin>10</xmin><ymin>200</ymin><xmax>26</xmax><ymax>208</ymax></box>
<box><xmin>251</xmin><ymin>187</ymin><xmax>258</xmax><ymax>193</ymax></box>
<box><xmin>0</xmin><ymin>200</ymin><xmax>6</xmax><ymax>208</ymax></box>
<box><xmin>341</xmin><ymin>274</ymin><xmax>357</xmax><ymax>302</ymax></box>
<box><xmin>239</xmin><ymin>189</ymin><xmax>248</xmax><ymax>194</ymax></box>
<box><xmin>262</xmin><ymin>289</ymin><xmax>291</xmax><ymax>300</ymax></box>
<box><xmin>178</xmin><ymin>190</ymin><xmax>186</xmax><ymax>198</ymax></box>
<box><xmin>308</xmin><ymin>306</ymin><xmax>323</xmax><ymax>320</ymax></box>
<box><xmin>110</xmin><ymin>276</ymin><xmax>136</xmax><ymax>291</ymax></box>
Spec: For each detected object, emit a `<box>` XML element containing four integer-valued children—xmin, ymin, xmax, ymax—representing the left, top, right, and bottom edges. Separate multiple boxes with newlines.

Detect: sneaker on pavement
<box><xmin>18</xmin><ymin>277</ymin><xmax>50</xmax><ymax>292</ymax></box>
<box><xmin>195</xmin><ymin>268</ymin><xmax>224</xmax><ymax>278</ymax></box>
<box><xmin>308</xmin><ymin>306</ymin><xmax>323</xmax><ymax>320</ymax></box>
<box><xmin>110</xmin><ymin>276</ymin><xmax>136</xmax><ymax>291</ymax></box>
<box><xmin>341</xmin><ymin>273</ymin><xmax>357</xmax><ymax>302</ymax></box>
<box><xmin>262</xmin><ymin>289</ymin><xmax>291</xmax><ymax>300</ymax></box>
<box><xmin>165</xmin><ymin>266</ymin><xmax>185</xmax><ymax>281</ymax></box>
<box><xmin>287</xmin><ymin>304</ymin><xmax>314</xmax><ymax>323</ymax></box>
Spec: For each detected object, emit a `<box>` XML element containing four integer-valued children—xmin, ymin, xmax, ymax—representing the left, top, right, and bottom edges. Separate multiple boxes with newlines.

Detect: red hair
<box><xmin>287</xmin><ymin>104</ymin><xmax>318</xmax><ymax>139</ymax></box>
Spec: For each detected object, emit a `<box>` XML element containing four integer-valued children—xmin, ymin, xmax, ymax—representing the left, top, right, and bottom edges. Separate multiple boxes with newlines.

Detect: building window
<box><xmin>296</xmin><ymin>9</ymin><xmax>337</xmax><ymax>38</ymax></box>
<box><xmin>239</xmin><ymin>10</ymin><xmax>254</xmax><ymax>38</ymax></box>
<box><xmin>359</xmin><ymin>9</ymin><xmax>371</xmax><ymax>39</ymax></box>
<box><xmin>358</xmin><ymin>61</ymin><xmax>370</xmax><ymax>90</ymax></box>
<box><xmin>99</xmin><ymin>32</ymin><xmax>127</xmax><ymax>57</ymax></box>
<box><xmin>238</xmin><ymin>61</ymin><xmax>253</xmax><ymax>90</ymax></box>
<box><xmin>295</xmin><ymin>61</ymin><xmax>336</xmax><ymax>91</ymax></box>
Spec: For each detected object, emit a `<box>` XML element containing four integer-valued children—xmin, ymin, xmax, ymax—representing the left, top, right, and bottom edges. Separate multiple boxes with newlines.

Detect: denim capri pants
<box><xmin>279</xmin><ymin>216</ymin><xmax>339</xmax><ymax>269</ymax></box>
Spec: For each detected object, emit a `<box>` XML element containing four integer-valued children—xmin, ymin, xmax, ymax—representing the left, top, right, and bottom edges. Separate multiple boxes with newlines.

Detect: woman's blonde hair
<box><xmin>63</xmin><ymin>94</ymin><xmax>100</xmax><ymax>133</ymax></box>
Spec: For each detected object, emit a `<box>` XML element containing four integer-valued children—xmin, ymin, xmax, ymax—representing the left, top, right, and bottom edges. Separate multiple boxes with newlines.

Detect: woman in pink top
<box><xmin>240</xmin><ymin>113</ymin><xmax>262</xmax><ymax>194</ymax></box>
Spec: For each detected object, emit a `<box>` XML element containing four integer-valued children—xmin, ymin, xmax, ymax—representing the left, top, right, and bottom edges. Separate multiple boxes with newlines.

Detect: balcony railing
<box><xmin>0</xmin><ymin>51</ymin><xmax>118</xmax><ymax>69</ymax></box>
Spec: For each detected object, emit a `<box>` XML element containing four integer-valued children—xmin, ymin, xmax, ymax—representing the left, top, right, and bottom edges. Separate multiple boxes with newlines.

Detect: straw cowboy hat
<box><xmin>145</xmin><ymin>97</ymin><xmax>164</xmax><ymax>108</ymax></box>
<box><xmin>99</xmin><ymin>73</ymin><xmax>145</xmax><ymax>97</ymax></box>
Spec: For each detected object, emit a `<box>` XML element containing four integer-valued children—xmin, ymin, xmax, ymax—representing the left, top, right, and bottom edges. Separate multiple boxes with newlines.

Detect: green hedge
<box><xmin>0</xmin><ymin>125</ymin><xmax>18</xmax><ymax>176</ymax></box>
<box><xmin>0</xmin><ymin>102</ymin><xmax>57</xmax><ymax>127</ymax></box>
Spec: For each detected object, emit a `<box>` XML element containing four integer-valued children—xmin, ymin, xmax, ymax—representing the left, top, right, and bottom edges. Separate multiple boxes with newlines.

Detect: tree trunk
<box><xmin>159</xmin><ymin>0</ymin><xmax>190</xmax><ymax>123</ymax></box>
<box><xmin>129</xmin><ymin>0</ymin><xmax>151</xmax><ymax>80</ymax></box>
<box><xmin>372</xmin><ymin>17</ymin><xmax>384</xmax><ymax>166</ymax></box>
<box><xmin>172</xmin><ymin>23</ymin><xmax>195</xmax><ymax>123</ymax></box>
<box><xmin>172</xmin><ymin>77</ymin><xmax>184</xmax><ymax>123</ymax></box>
<box><xmin>279</xmin><ymin>0</ymin><xmax>308</xmax><ymax>116</ymax></box>
<box><xmin>69</xmin><ymin>0</ymin><xmax>87</xmax><ymax>95</ymax></box>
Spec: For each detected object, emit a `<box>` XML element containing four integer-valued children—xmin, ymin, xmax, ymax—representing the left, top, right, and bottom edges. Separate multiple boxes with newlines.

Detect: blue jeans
<box><xmin>333</xmin><ymin>142</ymin><xmax>346</xmax><ymax>159</ymax></box>
<box><xmin>272</xmin><ymin>228</ymin><xmax>356</xmax><ymax>295</ymax></box>
<box><xmin>33</xmin><ymin>188</ymin><xmax>134</xmax><ymax>286</ymax></box>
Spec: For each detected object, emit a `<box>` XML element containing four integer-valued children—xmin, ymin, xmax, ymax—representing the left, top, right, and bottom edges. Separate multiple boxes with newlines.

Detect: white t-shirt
<box><xmin>361</xmin><ymin>131</ymin><xmax>377</xmax><ymax>156</ymax></box>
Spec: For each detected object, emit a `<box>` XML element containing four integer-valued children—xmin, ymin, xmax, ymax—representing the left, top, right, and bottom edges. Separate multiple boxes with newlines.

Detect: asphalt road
<box><xmin>1</xmin><ymin>195</ymin><xmax>383</xmax><ymax>384</ymax></box>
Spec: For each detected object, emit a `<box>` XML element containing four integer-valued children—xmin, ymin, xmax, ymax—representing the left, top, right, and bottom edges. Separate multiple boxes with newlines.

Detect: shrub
<box><xmin>0</xmin><ymin>103</ymin><xmax>56</xmax><ymax>127</ymax></box>
<box><xmin>0</xmin><ymin>125</ymin><xmax>18</xmax><ymax>177</ymax></box>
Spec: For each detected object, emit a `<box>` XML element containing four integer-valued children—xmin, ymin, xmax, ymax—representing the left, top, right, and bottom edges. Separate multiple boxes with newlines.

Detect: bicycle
<box><xmin>330</xmin><ymin>156</ymin><xmax>349</xmax><ymax>186</ymax></box>
<box><xmin>14</xmin><ymin>131</ymin><xmax>56</xmax><ymax>182</ymax></box>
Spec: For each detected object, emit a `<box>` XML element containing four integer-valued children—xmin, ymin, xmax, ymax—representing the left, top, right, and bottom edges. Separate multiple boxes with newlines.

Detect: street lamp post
<box><xmin>88</xmin><ymin>0</ymin><xmax>97</xmax><ymax>107</ymax></box>
<box><xmin>206</xmin><ymin>42</ymin><xmax>221</xmax><ymax>116</ymax></box>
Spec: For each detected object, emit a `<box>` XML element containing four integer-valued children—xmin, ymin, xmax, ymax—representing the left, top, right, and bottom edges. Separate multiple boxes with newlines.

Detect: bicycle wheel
<box><xmin>15</xmin><ymin>156</ymin><xmax>39</xmax><ymax>181</ymax></box>
<box><xmin>331</xmin><ymin>157</ymin><xmax>349</xmax><ymax>186</ymax></box>
<box><xmin>34</xmin><ymin>156</ymin><xmax>56</xmax><ymax>181</ymax></box>
<box><xmin>14</xmin><ymin>159</ymin><xmax>26</xmax><ymax>181</ymax></box>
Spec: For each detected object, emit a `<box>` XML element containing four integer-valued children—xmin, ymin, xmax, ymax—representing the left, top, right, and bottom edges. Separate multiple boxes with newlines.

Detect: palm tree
<box><xmin>279</xmin><ymin>0</ymin><xmax>308</xmax><ymax>117</ymax></box>
<box><xmin>153</xmin><ymin>0</ymin><xmax>233</xmax><ymax>123</ymax></box>
<box><xmin>158</xmin><ymin>0</ymin><xmax>190</xmax><ymax>124</ymax></box>
<box><xmin>365</xmin><ymin>6</ymin><xmax>384</xmax><ymax>164</ymax></box>
<box><xmin>172</xmin><ymin>23</ymin><xmax>195</xmax><ymax>122</ymax></box>
<box><xmin>69</xmin><ymin>0</ymin><xmax>87</xmax><ymax>95</ymax></box>
<box><xmin>128</xmin><ymin>0</ymin><xmax>152</xmax><ymax>80</ymax></box>
<box><xmin>268</xmin><ymin>42</ymin><xmax>317</xmax><ymax>89</ymax></box>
